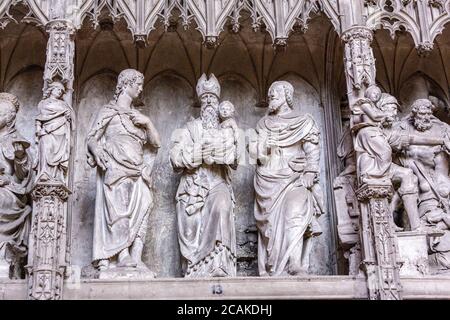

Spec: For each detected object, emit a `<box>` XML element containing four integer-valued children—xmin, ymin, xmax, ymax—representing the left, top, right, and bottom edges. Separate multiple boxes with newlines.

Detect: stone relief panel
<box><xmin>62</xmin><ymin>13</ymin><xmax>338</xmax><ymax>278</ymax></box>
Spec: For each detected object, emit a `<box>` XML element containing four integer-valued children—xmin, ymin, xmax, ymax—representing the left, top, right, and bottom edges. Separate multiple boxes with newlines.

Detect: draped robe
<box><xmin>87</xmin><ymin>102</ymin><xmax>154</xmax><ymax>262</ymax></box>
<box><xmin>254</xmin><ymin>112</ymin><xmax>323</xmax><ymax>276</ymax></box>
<box><xmin>0</xmin><ymin>129</ymin><xmax>32</xmax><ymax>262</ymax></box>
<box><xmin>170</xmin><ymin>119</ymin><xmax>237</xmax><ymax>277</ymax></box>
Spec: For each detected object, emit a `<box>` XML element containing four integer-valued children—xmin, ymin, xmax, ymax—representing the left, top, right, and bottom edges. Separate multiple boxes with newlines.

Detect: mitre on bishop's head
<box><xmin>196</xmin><ymin>73</ymin><xmax>220</xmax><ymax>98</ymax></box>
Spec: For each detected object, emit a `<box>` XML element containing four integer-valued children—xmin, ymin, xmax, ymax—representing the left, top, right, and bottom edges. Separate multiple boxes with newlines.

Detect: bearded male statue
<box><xmin>394</xmin><ymin>99</ymin><xmax>450</xmax><ymax>271</ymax></box>
<box><xmin>87</xmin><ymin>69</ymin><xmax>161</xmax><ymax>276</ymax></box>
<box><xmin>170</xmin><ymin>74</ymin><xmax>238</xmax><ymax>278</ymax></box>
<box><xmin>254</xmin><ymin>81</ymin><xmax>324</xmax><ymax>276</ymax></box>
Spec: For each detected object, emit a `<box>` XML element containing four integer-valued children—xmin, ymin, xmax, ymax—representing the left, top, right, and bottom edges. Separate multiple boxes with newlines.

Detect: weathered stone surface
<box><xmin>3</xmin><ymin>0</ymin><xmax>450</xmax><ymax>301</ymax></box>
<box><xmin>397</xmin><ymin>231</ymin><xmax>430</xmax><ymax>277</ymax></box>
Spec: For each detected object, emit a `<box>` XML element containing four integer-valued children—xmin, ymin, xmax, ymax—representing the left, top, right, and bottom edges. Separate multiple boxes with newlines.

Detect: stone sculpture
<box><xmin>352</xmin><ymin>86</ymin><xmax>422</xmax><ymax>231</ymax></box>
<box><xmin>35</xmin><ymin>81</ymin><xmax>73</xmax><ymax>183</ymax></box>
<box><xmin>334</xmin><ymin>123</ymin><xmax>361</xmax><ymax>275</ymax></box>
<box><xmin>394</xmin><ymin>99</ymin><xmax>450</xmax><ymax>271</ymax></box>
<box><xmin>87</xmin><ymin>69</ymin><xmax>161</xmax><ymax>277</ymax></box>
<box><xmin>170</xmin><ymin>74</ymin><xmax>238</xmax><ymax>278</ymax></box>
<box><xmin>0</xmin><ymin>93</ymin><xmax>32</xmax><ymax>279</ymax></box>
<box><xmin>254</xmin><ymin>81</ymin><xmax>324</xmax><ymax>276</ymax></box>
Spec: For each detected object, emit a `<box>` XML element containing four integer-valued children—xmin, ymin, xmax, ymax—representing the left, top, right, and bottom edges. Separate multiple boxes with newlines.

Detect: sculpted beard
<box><xmin>268</xmin><ymin>99</ymin><xmax>281</xmax><ymax>114</ymax></box>
<box><xmin>201</xmin><ymin>103</ymin><xmax>220</xmax><ymax>129</ymax></box>
<box><xmin>414</xmin><ymin>116</ymin><xmax>432</xmax><ymax>132</ymax></box>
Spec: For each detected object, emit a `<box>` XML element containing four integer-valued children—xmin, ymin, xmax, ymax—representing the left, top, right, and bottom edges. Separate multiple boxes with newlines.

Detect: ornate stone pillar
<box><xmin>341</xmin><ymin>26</ymin><xmax>402</xmax><ymax>300</ymax></box>
<box><xmin>27</xmin><ymin>20</ymin><xmax>75</xmax><ymax>300</ymax></box>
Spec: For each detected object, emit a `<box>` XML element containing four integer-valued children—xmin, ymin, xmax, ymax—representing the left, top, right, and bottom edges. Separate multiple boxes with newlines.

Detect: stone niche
<box><xmin>1</xmin><ymin>14</ymin><xmax>342</xmax><ymax>278</ymax></box>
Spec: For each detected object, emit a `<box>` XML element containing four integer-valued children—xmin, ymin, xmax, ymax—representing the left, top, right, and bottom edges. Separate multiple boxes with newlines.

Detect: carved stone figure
<box><xmin>376</xmin><ymin>93</ymin><xmax>422</xmax><ymax>231</ymax></box>
<box><xmin>333</xmin><ymin>123</ymin><xmax>361</xmax><ymax>275</ymax></box>
<box><xmin>218</xmin><ymin>100</ymin><xmax>240</xmax><ymax>163</ymax></box>
<box><xmin>394</xmin><ymin>99</ymin><xmax>450</xmax><ymax>271</ymax></box>
<box><xmin>170</xmin><ymin>74</ymin><xmax>238</xmax><ymax>278</ymax></box>
<box><xmin>0</xmin><ymin>93</ymin><xmax>32</xmax><ymax>279</ymax></box>
<box><xmin>352</xmin><ymin>85</ymin><xmax>392</xmax><ymax>183</ymax></box>
<box><xmin>254</xmin><ymin>81</ymin><xmax>324</xmax><ymax>276</ymax></box>
<box><xmin>35</xmin><ymin>81</ymin><xmax>73</xmax><ymax>183</ymax></box>
<box><xmin>351</xmin><ymin>86</ymin><xmax>423</xmax><ymax>231</ymax></box>
<box><xmin>87</xmin><ymin>69</ymin><xmax>161</xmax><ymax>277</ymax></box>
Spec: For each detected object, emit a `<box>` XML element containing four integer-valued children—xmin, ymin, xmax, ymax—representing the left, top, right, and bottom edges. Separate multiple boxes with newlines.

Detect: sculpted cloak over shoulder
<box><xmin>35</xmin><ymin>81</ymin><xmax>73</xmax><ymax>182</ymax></box>
<box><xmin>254</xmin><ymin>81</ymin><xmax>324</xmax><ymax>276</ymax></box>
<box><xmin>87</xmin><ymin>69</ymin><xmax>161</xmax><ymax>273</ymax></box>
<box><xmin>0</xmin><ymin>93</ymin><xmax>32</xmax><ymax>278</ymax></box>
<box><xmin>170</xmin><ymin>74</ymin><xmax>238</xmax><ymax>278</ymax></box>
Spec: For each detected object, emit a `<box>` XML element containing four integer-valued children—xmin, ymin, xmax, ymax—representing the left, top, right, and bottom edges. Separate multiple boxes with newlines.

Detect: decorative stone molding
<box><xmin>6</xmin><ymin>0</ymin><xmax>341</xmax><ymax>47</ymax></box>
<box><xmin>0</xmin><ymin>0</ymin><xmax>19</xmax><ymax>29</ymax></box>
<box><xmin>365</xmin><ymin>0</ymin><xmax>450</xmax><ymax>55</ymax></box>
<box><xmin>2</xmin><ymin>1</ymin><xmax>450</xmax><ymax>53</ymax></box>
<box><xmin>356</xmin><ymin>183</ymin><xmax>393</xmax><ymax>202</ymax></box>
<box><xmin>43</xmin><ymin>20</ymin><xmax>75</xmax><ymax>91</ymax></box>
<box><xmin>342</xmin><ymin>26</ymin><xmax>376</xmax><ymax>92</ymax></box>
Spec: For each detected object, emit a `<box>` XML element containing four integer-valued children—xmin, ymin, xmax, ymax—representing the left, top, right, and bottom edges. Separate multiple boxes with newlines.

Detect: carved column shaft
<box><xmin>28</xmin><ymin>185</ymin><xmax>70</xmax><ymax>300</ymax></box>
<box><xmin>27</xmin><ymin>20</ymin><xmax>75</xmax><ymax>300</ymax></box>
<box><xmin>356</xmin><ymin>184</ymin><xmax>402</xmax><ymax>300</ymax></box>
<box><xmin>341</xmin><ymin>26</ymin><xmax>402</xmax><ymax>300</ymax></box>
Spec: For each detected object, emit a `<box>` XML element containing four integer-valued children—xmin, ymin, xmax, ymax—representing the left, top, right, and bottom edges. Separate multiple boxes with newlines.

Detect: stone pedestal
<box><xmin>96</xmin><ymin>266</ymin><xmax>156</xmax><ymax>280</ymax></box>
<box><xmin>0</xmin><ymin>259</ymin><xmax>9</xmax><ymax>279</ymax></box>
<box><xmin>27</xmin><ymin>180</ymin><xmax>70</xmax><ymax>300</ymax></box>
<box><xmin>397</xmin><ymin>231</ymin><xmax>429</xmax><ymax>276</ymax></box>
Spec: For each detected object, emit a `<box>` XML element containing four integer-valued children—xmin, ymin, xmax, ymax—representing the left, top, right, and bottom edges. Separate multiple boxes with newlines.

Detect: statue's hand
<box><xmin>300</xmin><ymin>172</ymin><xmax>316</xmax><ymax>189</ymax></box>
<box><xmin>0</xmin><ymin>176</ymin><xmax>10</xmax><ymax>187</ymax></box>
<box><xmin>64</xmin><ymin>109</ymin><xmax>72</xmax><ymax>121</ymax></box>
<box><xmin>13</xmin><ymin>143</ymin><xmax>26</xmax><ymax>159</ymax></box>
<box><xmin>130</xmin><ymin>111</ymin><xmax>150</xmax><ymax>127</ymax></box>
<box><xmin>94</xmin><ymin>147</ymin><xmax>109</xmax><ymax>171</ymax></box>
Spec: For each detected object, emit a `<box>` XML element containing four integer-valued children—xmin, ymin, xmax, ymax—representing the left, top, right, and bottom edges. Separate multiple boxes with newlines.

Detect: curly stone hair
<box><xmin>0</xmin><ymin>92</ymin><xmax>20</xmax><ymax>127</ymax></box>
<box><xmin>113</xmin><ymin>69</ymin><xmax>144</xmax><ymax>101</ymax></box>
<box><xmin>411</xmin><ymin>98</ymin><xmax>435</xmax><ymax>115</ymax></box>
<box><xmin>0</xmin><ymin>92</ymin><xmax>20</xmax><ymax>112</ymax></box>
<box><xmin>43</xmin><ymin>81</ymin><xmax>65</xmax><ymax>99</ymax></box>
<box><xmin>269</xmin><ymin>81</ymin><xmax>294</xmax><ymax>109</ymax></box>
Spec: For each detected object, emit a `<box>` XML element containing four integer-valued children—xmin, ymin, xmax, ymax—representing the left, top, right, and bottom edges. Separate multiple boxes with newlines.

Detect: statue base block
<box><xmin>0</xmin><ymin>263</ymin><xmax>9</xmax><ymax>279</ymax></box>
<box><xmin>96</xmin><ymin>266</ymin><xmax>156</xmax><ymax>280</ymax></box>
<box><xmin>397</xmin><ymin>231</ymin><xmax>430</xmax><ymax>276</ymax></box>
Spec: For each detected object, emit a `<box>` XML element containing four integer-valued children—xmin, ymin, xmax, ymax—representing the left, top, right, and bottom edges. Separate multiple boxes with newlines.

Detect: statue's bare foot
<box><xmin>117</xmin><ymin>250</ymin><xmax>137</xmax><ymax>268</ymax></box>
<box><xmin>211</xmin><ymin>267</ymin><xmax>228</xmax><ymax>277</ymax></box>
<box><xmin>394</xmin><ymin>225</ymin><xmax>404</xmax><ymax>232</ymax></box>
<box><xmin>288</xmin><ymin>265</ymin><xmax>308</xmax><ymax>276</ymax></box>
<box><xmin>98</xmin><ymin>259</ymin><xmax>110</xmax><ymax>271</ymax></box>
